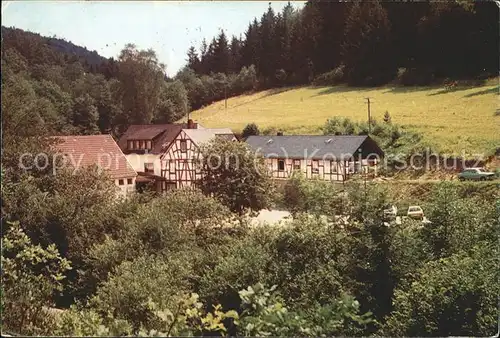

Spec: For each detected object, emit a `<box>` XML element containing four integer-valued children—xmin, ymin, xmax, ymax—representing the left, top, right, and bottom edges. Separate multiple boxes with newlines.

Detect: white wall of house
<box><xmin>265</xmin><ymin>158</ymin><xmax>377</xmax><ymax>181</ymax></box>
<box><xmin>114</xmin><ymin>176</ymin><xmax>137</xmax><ymax>197</ymax></box>
<box><xmin>125</xmin><ymin>153</ymin><xmax>163</xmax><ymax>176</ymax></box>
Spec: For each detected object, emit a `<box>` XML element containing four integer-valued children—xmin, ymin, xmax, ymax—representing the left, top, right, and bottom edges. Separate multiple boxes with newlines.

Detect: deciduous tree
<box><xmin>116</xmin><ymin>44</ymin><xmax>166</xmax><ymax>126</ymax></box>
<box><xmin>199</xmin><ymin>138</ymin><xmax>273</xmax><ymax>215</ymax></box>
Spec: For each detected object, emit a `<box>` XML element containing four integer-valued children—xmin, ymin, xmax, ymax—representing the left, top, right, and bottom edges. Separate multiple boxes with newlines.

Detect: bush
<box><xmin>275</xmin><ymin>68</ymin><xmax>287</xmax><ymax>85</ymax></box>
<box><xmin>84</xmin><ymin>189</ymin><xmax>237</xmax><ymax>287</ymax></box>
<box><xmin>383</xmin><ymin>111</ymin><xmax>392</xmax><ymax>124</ymax></box>
<box><xmin>382</xmin><ymin>245</ymin><xmax>499</xmax><ymax>336</ymax></box>
<box><xmin>89</xmin><ymin>254</ymin><xmax>193</xmax><ymax>333</ymax></box>
<box><xmin>261</xmin><ymin>126</ymin><xmax>278</xmax><ymax>136</ymax></box>
<box><xmin>199</xmin><ymin>138</ymin><xmax>274</xmax><ymax>215</ymax></box>
<box><xmin>396</xmin><ymin>67</ymin><xmax>436</xmax><ymax>86</ymax></box>
<box><xmin>322</xmin><ymin>116</ymin><xmax>426</xmax><ymax>170</ymax></box>
<box><xmin>54</xmin><ymin>306</ymin><xmax>132</xmax><ymax>336</ymax></box>
<box><xmin>242</xmin><ymin>122</ymin><xmax>260</xmax><ymax>139</ymax></box>
<box><xmin>421</xmin><ymin>182</ymin><xmax>497</xmax><ymax>258</ymax></box>
<box><xmin>312</xmin><ymin>65</ymin><xmax>345</xmax><ymax>86</ymax></box>
<box><xmin>177</xmin><ymin>65</ymin><xmax>258</xmax><ymax>111</ymax></box>
<box><xmin>283</xmin><ymin>173</ymin><xmax>342</xmax><ymax>216</ymax></box>
<box><xmin>268</xmin><ymin>216</ymin><xmax>349</xmax><ymax>308</ymax></box>
<box><xmin>238</xmin><ymin>283</ymin><xmax>372</xmax><ymax>337</ymax></box>
<box><xmin>1</xmin><ymin>221</ymin><xmax>72</xmax><ymax>335</ymax></box>
<box><xmin>197</xmin><ymin>229</ymin><xmax>275</xmax><ymax>310</ymax></box>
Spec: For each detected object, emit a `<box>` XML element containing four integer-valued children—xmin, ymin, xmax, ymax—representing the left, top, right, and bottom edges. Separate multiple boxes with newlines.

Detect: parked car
<box><xmin>458</xmin><ymin>167</ymin><xmax>496</xmax><ymax>181</ymax></box>
<box><xmin>407</xmin><ymin>206</ymin><xmax>424</xmax><ymax>220</ymax></box>
<box><xmin>383</xmin><ymin>205</ymin><xmax>398</xmax><ymax>219</ymax></box>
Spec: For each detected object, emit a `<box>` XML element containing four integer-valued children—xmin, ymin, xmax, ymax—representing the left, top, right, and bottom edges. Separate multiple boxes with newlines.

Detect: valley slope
<box><xmin>188</xmin><ymin>81</ymin><xmax>499</xmax><ymax>155</ymax></box>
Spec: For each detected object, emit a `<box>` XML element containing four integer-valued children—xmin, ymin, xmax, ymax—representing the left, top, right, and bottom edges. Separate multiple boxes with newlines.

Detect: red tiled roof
<box><xmin>118</xmin><ymin>123</ymin><xmax>199</xmax><ymax>154</ymax></box>
<box><xmin>52</xmin><ymin>135</ymin><xmax>137</xmax><ymax>179</ymax></box>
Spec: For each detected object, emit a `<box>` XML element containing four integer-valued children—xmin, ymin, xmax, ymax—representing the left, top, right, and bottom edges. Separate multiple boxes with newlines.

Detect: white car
<box><xmin>383</xmin><ymin>205</ymin><xmax>398</xmax><ymax>219</ymax></box>
<box><xmin>407</xmin><ymin>206</ymin><xmax>424</xmax><ymax>220</ymax></box>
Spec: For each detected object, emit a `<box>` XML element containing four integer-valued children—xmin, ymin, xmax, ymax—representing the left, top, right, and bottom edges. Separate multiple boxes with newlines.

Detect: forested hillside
<box><xmin>2</xmin><ymin>26</ymin><xmax>192</xmax><ymax>169</ymax></box>
<box><xmin>181</xmin><ymin>0</ymin><xmax>498</xmax><ymax>109</ymax></box>
<box><xmin>2</xmin><ymin>27</ymin><xmax>110</xmax><ymax>72</ymax></box>
<box><xmin>3</xmin><ymin>0</ymin><xmax>498</xmax><ymax>140</ymax></box>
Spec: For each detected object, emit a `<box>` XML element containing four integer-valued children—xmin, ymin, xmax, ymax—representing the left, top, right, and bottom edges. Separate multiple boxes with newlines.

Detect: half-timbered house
<box><xmin>245</xmin><ymin>134</ymin><xmax>384</xmax><ymax>181</ymax></box>
<box><xmin>160</xmin><ymin>128</ymin><xmax>236</xmax><ymax>189</ymax></box>
<box><xmin>117</xmin><ymin>120</ymin><xmax>204</xmax><ymax>192</ymax></box>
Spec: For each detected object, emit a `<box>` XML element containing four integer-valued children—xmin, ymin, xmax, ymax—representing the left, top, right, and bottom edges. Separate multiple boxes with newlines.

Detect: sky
<box><xmin>2</xmin><ymin>1</ymin><xmax>305</xmax><ymax>77</ymax></box>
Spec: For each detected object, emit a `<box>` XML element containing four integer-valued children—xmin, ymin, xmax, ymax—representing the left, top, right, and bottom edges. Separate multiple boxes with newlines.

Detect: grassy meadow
<box><xmin>188</xmin><ymin>80</ymin><xmax>499</xmax><ymax>156</ymax></box>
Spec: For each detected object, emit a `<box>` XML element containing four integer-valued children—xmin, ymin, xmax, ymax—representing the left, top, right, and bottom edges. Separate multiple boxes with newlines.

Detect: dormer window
<box><xmin>128</xmin><ymin>139</ymin><xmax>152</xmax><ymax>151</ymax></box>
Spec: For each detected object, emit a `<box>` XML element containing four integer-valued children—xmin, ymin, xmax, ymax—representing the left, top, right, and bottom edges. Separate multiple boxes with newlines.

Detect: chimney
<box><xmin>187</xmin><ymin>119</ymin><xmax>195</xmax><ymax>129</ymax></box>
<box><xmin>277</xmin><ymin>131</ymin><xmax>283</xmax><ymax>136</ymax></box>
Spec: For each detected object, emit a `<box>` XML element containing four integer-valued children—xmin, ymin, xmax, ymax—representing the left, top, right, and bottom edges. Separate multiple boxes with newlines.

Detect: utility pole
<box><xmin>365</xmin><ymin>97</ymin><xmax>372</xmax><ymax>133</ymax></box>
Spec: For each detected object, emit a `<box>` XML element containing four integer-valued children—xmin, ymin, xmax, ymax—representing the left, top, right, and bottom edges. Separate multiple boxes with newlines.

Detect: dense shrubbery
<box><xmin>382</xmin><ymin>244</ymin><xmax>499</xmax><ymax>336</ymax></box>
<box><xmin>176</xmin><ymin>65</ymin><xmax>258</xmax><ymax>110</ymax></box>
<box><xmin>199</xmin><ymin>138</ymin><xmax>275</xmax><ymax>215</ymax></box>
<box><xmin>241</xmin><ymin>122</ymin><xmax>260</xmax><ymax>139</ymax></box>
<box><xmin>1</xmin><ymin>221</ymin><xmax>72</xmax><ymax>336</ymax></box>
<box><xmin>2</xmin><ymin>158</ymin><xmax>497</xmax><ymax>337</ymax></box>
<box><xmin>283</xmin><ymin>173</ymin><xmax>343</xmax><ymax>216</ymax></box>
<box><xmin>312</xmin><ymin>65</ymin><xmax>345</xmax><ymax>86</ymax></box>
<box><xmin>395</xmin><ymin>67</ymin><xmax>436</xmax><ymax>86</ymax></box>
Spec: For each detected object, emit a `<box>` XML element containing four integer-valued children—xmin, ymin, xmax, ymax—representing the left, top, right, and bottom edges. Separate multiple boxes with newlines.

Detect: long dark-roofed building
<box><xmin>245</xmin><ymin>134</ymin><xmax>384</xmax><ymax>181</ymax></box>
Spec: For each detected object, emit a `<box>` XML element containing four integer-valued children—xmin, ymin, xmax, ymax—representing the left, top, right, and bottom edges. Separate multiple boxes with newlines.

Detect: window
<box><xmin>139</xmin><ymin>140</ymin><xmax>145</xmax><ymax>149</ymax></box>
<box><xmin>278</xmin><ymin>159</ymin><xmax>285</xmax><ymax>171</ymax></box>
<box><xmin>312</xmin><ymin>160</ymin><xmax>319</xmax><ymax>174</ymax></box>
<box><xmin>180</xmin><ymin>140</ymin><xmax>187</xmax><ymax>152</ymax></box>
<box><xmin>331</xmin><ymin>161</ymin><xmax>338</xmax><ymax>173</ymax></box>
<box><xmin>118</xmin><ymin>179</ymin><xmax>124</xmax><ymax>185</ymax></box>
<box><xmin>127</xmin><ymin>140</ymin><xmax>134</xmax><ymax>150</ymax></box>
<box><xmin>293</xmin><ymin>160</ymin><xmax>301</xmax><ymax>170</ymax></box>
<box><xmin>162</xmin><ymin>181</ymin><xmax>177</xmax><ymax>192</ymax></box>
<box><xmin>134</xmin><ymin>140</ymin><xmax>139</xmax><ymax>149</ymax></box>
<box><xmin>127</xmin><ymin>178</ymin><xmax>133</xmax><ymax>185</ymax></box>
<box><xmin>144</xmin><ymin>162</ymin><xmax>154</xmax><ymax>173</ymax></box>
<box><xmin>354</xmin><ymin>161</ymin><xmax>362</xmax><ymax>173</ymax></box>
<box><xmin>146</xmin><ymin>140</ymin><xmax>152</xmax><ymax>149</ymax></box>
